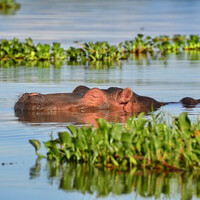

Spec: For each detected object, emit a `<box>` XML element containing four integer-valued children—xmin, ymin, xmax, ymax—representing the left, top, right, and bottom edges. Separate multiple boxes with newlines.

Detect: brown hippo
<box><xmin>15</xmin><ymin>85</ymin><xmax>200</xmax><ymax>113</ymax></box>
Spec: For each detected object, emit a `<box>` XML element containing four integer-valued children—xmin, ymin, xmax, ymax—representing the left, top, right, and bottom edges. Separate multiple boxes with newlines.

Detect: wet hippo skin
<box><xmin>15</xmin><ymin>85</ymin><xmax>200</xmax><ymax>113</ymax></box>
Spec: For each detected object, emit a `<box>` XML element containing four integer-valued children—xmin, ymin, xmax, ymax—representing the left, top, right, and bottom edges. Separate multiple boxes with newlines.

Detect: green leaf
<box><xmin>111</xmin><ymin>124</ymin><xmax>122</xmax><ymax>141</ymax></box>
<box><xmin>74</xmin><ymin>139</ymin><xmax>85</xmax><ymax>150</ymax></box>
<box><xmin>130</xmin><ymin>156</ymin><xmax>137</xmax><ymax>165</ymax></box>
<box><xmin>178</xmin><ymin>112</ymin><xmax>191</xmax><ymax>131</ymax></box>
<box><xmin>122</xmin><ymin>133</ymin><xmax>132</xmax><ymax>149</ymax></box>
<box><xmin>29</xmin><ymin>139</ymin><xmax>41</xmax><ymax>151</ymax></box>
<box><xmin>122</xmin><ymin>133</ymin><xmax>131</xmax><ymax>143</ymax></box>
<box><xmin>58</xmin><ymin>131</ymin><xmax>72</xmax><ymax>146</ymax></box>
<box><xmin>96</xmin><ymin>118</ymin><xmax>110</xmax><ymax>131</ymax></box>
<box><xmin>29</xmin><ymin>139</ymin><xmax>45</xmax><ymax>158</ymax></box>
<box><xmin>136</xmin><ymin>141</ymin><xmax>141</xmax><ymax>153</ymax></box>
<box><xmin>48</xmin><ymin>146</ymin><xmax>61</xmax><ymax>160</ymax></box>
<box><xmin>67</xmin><ymin>125</ymin><xmax>78</xmax><ymax>138</ymax></box>
<box><xmin>26</xmin><ymin>38</ymin><xmax>33</xmax><ymax>46</ymax></box>
<box><xmin>110</xmin><ymin>156</ymin><xmax>119</xmax><ymax>166</ymax></box>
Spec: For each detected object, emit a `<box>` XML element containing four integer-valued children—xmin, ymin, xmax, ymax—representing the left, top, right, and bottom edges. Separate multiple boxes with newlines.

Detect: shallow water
<box><xmin>1</xmin><ymin>0</ymin><xmax>200</xmax><ymax>199</ymax></box>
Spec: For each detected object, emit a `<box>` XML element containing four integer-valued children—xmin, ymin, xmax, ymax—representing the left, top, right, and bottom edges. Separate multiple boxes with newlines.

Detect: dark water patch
<box><xmin>1</xmin><ymin>162</ymin><xmax>14</xmax><ymax>166</ymax></box>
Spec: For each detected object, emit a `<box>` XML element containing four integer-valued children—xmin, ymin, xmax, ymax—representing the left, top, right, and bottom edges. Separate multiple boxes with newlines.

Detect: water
<box><xmin>1</xmin><ymin>0</ymin><xmax>200</xmax><ymax>44</ymax></box>
<box><xmin>1</xmin><ymin>0</ymin><xmax>200</xmax><ymax>199</ymax></box>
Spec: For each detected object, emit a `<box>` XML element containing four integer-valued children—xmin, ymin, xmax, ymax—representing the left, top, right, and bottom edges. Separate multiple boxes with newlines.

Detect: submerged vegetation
<box><xmin>1</xmin><ymin>35</ymin><xmax>200</xmax><ymax>65</ymax></box>
<box><xmin>0</xmin><ymin>0</ymin><xmax>20</xmax><ymax>15</ymax></box>
<box><xmin>30</xmin><ymin>112</ymin><xmax>200</xmax><ymax>171</ymax></box>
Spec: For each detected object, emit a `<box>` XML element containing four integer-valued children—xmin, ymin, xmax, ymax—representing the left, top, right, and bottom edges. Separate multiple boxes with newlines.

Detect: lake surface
<box><xmin>1</xmin><ymin>0</ymin><xmax>200</xmax><ymax>44</ymax></box>
<box><xmin>1</xmin><ymin>0</ymin><xmax>200</xmax><ymax>200</ymax></box>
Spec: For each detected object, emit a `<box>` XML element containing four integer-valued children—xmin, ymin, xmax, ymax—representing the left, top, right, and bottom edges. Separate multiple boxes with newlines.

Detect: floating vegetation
<box><xmin>30</xmin><ymin>112</ymin><xmax>200</xmax><ymax>171</ymax></box>
<box><xmin>1</xmin><ymin>35</ymin><xmax>200</xmax><ymax>65</ymax></box>
<box><xmin>0</xmin><ymin>0</ymin><xmax>20</xmax><ymax>15</ymax></box>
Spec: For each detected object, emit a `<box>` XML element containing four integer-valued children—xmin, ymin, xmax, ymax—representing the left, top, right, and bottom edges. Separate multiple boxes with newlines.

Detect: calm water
<box><xmin>1</xmin><ymin>0</ymin><xmax>200</xmax><ymax>200</ymax></box>
<box><xmin>1</xmin><ymin>0</ymin><xmax>200</xmax><ymax>44</ymax></box>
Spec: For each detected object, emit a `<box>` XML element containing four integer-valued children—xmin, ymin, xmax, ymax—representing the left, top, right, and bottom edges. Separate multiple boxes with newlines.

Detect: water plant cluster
<box><xmin>1</xmin><ymin>35</ymin><xmax>200</xmax><ymax>64</ymax></box>
<box><xmin>0</xmin><ymin>0</ymin><xmax>20</xmax><ymax>15</ymax></box>
<box><xmin>30</xmin><ymin>112</ymin><xmax>200</xmax><ymax>171</ymax></box>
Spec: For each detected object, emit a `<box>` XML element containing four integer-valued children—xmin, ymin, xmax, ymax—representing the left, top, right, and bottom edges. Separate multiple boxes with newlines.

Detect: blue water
<box><xmin>1</xmin><ymin>1</ymin><xmax>200</xmax><ymax>200</ymax></box>
<box><xmin>1</xmin><ymin>0</ymin><xmax>200</xmax><ymax>44</ymax></box>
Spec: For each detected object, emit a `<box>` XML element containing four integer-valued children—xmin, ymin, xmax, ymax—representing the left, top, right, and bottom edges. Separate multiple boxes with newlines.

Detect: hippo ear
<box><xmin>82</xmin><ymin>88</ymin><xmax>106</xmax><ymax>106</ymax></box>
<box><xmin>119</xmin><ymin>88</ymin><xmax>133</xmax><ymax>103</ymax></box>
<box><xmin>73</xmin><ymin>85</ymin><xmax>90</xmax><ymax>94</ymax></box>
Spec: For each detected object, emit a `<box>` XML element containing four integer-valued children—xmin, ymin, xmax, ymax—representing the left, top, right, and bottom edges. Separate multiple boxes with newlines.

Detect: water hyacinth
<box><xmin>30</xmin><ymin>112</ymin><xmax>200</xmax><ymax>171</ymax></box>
<box><xmin>1</xmin><ymin>34</ymin><xmax>200</xmax><ymax>64</ymax></box>
<box><xmin>0</xmin><ymin>0</ymin><xmax>19</xmax><ymax>9</ymax></box>
<box><xmin>0</xmin><ymin>0</ymin><xmax>20</xmax><ymax>15</ymax></box>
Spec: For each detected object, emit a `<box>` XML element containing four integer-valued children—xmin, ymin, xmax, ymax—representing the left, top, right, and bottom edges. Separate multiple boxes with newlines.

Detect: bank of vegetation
<box><xmin>1</xmin><ymin>35</ymin><xmax>200</xmax><ymax>64</ymax></box>
<box><xmin>30</xmin><ymin>112</ymin><xmax>200</xmax><ymax>171</ymax></box>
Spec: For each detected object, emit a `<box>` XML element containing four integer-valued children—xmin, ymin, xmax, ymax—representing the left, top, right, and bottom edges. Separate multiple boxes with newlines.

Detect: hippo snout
<box><xmin>15</xmin><ymin>93</ymin><xmax>40</xmax><ymax>111</ymax></box>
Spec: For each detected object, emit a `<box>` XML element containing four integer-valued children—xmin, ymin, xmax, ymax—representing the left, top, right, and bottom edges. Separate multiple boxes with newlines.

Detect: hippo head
<box><xmin>78</xmin><ymin>87</ymin><xmax>135</xmax><ymax>113</ymax></box>
<box><xmin>78</xmin><ymin>86</ymin><xmax>161</xmax><ymax>113</ymax></box>
<box><xmin>15</xmin><ymin>86</ymin><xmax>149</xmax><ymax>113</ymax></box>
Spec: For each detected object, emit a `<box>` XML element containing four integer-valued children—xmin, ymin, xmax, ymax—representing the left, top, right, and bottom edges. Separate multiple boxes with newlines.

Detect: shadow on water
<box><xmin>30</xmin><ymin>159</ymin><xmax>200</xmax><ymax>199</ymax></box>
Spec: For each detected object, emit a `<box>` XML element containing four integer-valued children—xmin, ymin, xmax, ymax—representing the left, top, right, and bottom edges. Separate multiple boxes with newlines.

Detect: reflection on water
<box><xmin>14</xmin><ymin>103</ymin><xmax>200</xmax><ymax>127</ymax></box>
<box><xmin>30</xmin><ymin>159</ymin><xmax>200</xmax><ymax>199</ymax></box>
<box><xmin>1</xmin><ymin>51</ymin><xmax>200</xmax><ymax>69</ymax></box>
<box><xmin>0</xmin><ymin>59</ymin><xmax>122</xmax><ymax>71</ymax></box>
<box><xmin>1</xmin><ymin>52</ymin><xmax>200</xmax><ymax>84</ymax></box>
<box><xmin>15</xmin><ymin>110</ymin><xmax>135</xmax><ymax>127</ymax></box>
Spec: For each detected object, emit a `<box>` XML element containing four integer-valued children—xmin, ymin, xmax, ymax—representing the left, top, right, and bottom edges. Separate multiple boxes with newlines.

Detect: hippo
<box><xmin>15</xmin><ymin>86</ymin><xmax>200</xmax><ymax>114</ymax></box>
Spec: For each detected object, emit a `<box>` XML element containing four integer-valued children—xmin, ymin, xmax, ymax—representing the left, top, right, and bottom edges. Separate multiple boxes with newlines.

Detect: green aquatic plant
<box><xmin>123</xmin><ymin>34</ymin><xmax>152</xmax><ymax>53</ymax></box>
<box><xmin>35</xmin><ymin>43</ymin><xmax>50</xmax><ymax>60</ymax></box>
<box><xmin>1</xmin><ymin>34</ymin><xmax>200</xmax><ymax>65</ymax></box>
<box><xmin>30</xmin><ymin>112</ymin><xmax>200</xmax><ymax>170</ymax></box>
<box><xmin>184</xmin><ymin>35</ymin><xmax>200</xmax><ymax>50</ymax></box>
<box><xmin>66</xmin><ymin>46</ymin><xmax>86</xmax><ymax>61</ymax></box>
<box><xmin>82</xmin><ymin>41</ymin><xmax>123</xmax><ymax>61</ymax></box>
<box><xmin>0</xmin><ymin>0</ymin><xmax>20</xmax><ymax>15</ymax></box>
<box><xmin>0</xmin><ymin>0</ymin><xmax>18</xmax><ymax>8</ymax></box>
<box><xmin>51</xmin><ymin>42</ymin><xmax>66</xmax><ymax>60</ymax></box>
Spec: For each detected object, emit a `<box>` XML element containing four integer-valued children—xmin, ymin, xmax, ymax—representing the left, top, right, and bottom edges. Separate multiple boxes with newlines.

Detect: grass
<box><xmin>30</xmin><ymin>112</ymin><xmax>200</xmax><ymax>171</ymax></box>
